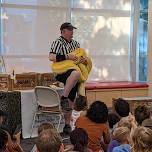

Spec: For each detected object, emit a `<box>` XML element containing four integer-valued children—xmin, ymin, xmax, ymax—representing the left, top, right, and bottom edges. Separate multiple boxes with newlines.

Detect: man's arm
<box><xmin>49</xmin><ymin>53</ymin><xmax>56</xmax><ymax>62</ymax></box>
<box><xmin>49</xmin><ymin>52</ymin><xmax>78</xmax><ymax>62</ymax></box>
<box><xmin>49</xmin><ymin>53</ymin><xmax>68</xmax><ymax>62</ymax></box>
<box><xmin>49</xmin><ymin>40</ymin><xmax>63</xmax><ymax>62</ymax></box>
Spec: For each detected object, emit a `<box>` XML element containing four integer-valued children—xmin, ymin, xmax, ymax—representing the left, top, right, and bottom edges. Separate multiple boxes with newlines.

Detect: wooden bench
<box><xmin>85</xmin><ymin>81</ymin><xmax>148</xmax><ymax>107</ymax></box>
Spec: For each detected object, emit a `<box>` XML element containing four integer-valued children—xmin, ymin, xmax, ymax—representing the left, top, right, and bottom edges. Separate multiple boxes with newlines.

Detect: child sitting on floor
<box><xmin>70</xmin><ymin>95</ymin><xmax>87</xmax><ymax>130</ymax></box>
<box><xmin>112</xmin><ymin>127</ymin><xmax>131</xmax><ymax>152</ymax></box>
<box><xmin>70</xmin><ymin>128</ymin><xmax>92</xmax><ymax>152</ymax></box>
<box><xmin>131</xmin><ymin>126</ymin><xmax>152</xmax><ymax>152</ymax></box>
<box><xmin>134</xmin><ymin>105</ymin><xmax>151</xmax><ymax>126</ymax></box>
<box><xmin>31</xmin><ymin>122</ymin><xmax>54</xmax><ymax>152</ymax></box>
<box><xmin>108</xmin><ymin>112</ymin><xmax>120</xmax><ymax>132</ymax></box>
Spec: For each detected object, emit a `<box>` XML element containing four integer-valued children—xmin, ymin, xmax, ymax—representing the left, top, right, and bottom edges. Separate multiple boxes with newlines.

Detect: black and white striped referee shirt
<box><xmin>50</xmin><ymin>36</ymin><xmax>80</xmax><ymax>55</ymax></box>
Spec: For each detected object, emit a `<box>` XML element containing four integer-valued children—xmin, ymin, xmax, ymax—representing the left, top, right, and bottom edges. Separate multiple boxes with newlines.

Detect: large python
<box><xmin>51</xmin><ymin>48</ymin><xmax>92</xmax><ymax>96</ymax></box>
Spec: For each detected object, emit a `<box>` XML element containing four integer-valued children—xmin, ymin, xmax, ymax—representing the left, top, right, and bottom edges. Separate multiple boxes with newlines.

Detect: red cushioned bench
<box><xmin>85</xmin><ymin>81</ymin><xmax>149</xmax><ymax>107</ymax></box>
<box><xmin>85</xmin><ymin>81</ymin><xmax>148</xmax><ymax>90</ymax></box>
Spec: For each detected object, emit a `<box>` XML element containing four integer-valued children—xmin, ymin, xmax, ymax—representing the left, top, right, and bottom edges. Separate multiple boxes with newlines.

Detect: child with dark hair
<box><xmin>76</xmin><ymin>101</ymin><xmax>110</xmax><ymax>152</ymax></box>
<box><xmin>86</xmin><ymin>101</ymin><xmax>108</xmax><ymax>123</ymax></box>
<box><xmin>114</xmin><ymin>98</ymin><xmax>130</xmax><ymax>118</ymax></box>
<box><xmin>70</xmin><ymin>95</ymin><xmax>87</xmax><ymax>130</ymax></box>
<box><xmin>70</xmin><ymin>128</ymin><xmax>92</xmax><ymax>152</ymax></box>
<box><xmin>108</xmin><ymin>113</ymin><xmax>120</xmax><ymax>130</ymax></box>
<box><xmin>134</xmin><ymin>105</ymin><xmax>150</xmax><ymax>125</ymax></box>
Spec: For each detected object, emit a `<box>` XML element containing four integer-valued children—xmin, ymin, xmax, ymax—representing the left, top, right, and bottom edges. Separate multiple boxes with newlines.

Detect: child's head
<box><xmin>117</xmin><ymin>117</ymin><xmax>132</xmax><ymax>130</ymax></box>
<box><xmin>74</xmin><ymin>95</ymin><xmax>87</xmax><ymax>111</ymax></box>
<box><xmin>86</xmin><ymin>101</ymin><xmax>108</xmax><ymax>123</ymax></box>
<box><xmin>36</xmin><ymin>129</ymin><xmax>63</xmax><ymax>152</ymax></box>
<box><xmin>114</xmin><ymin>98</ymin><xmax>130</xmax><ymax>117</ymax></box>
<box><xmin>70</xmin><ymin>128</ymin><xmax>88</xmax><ymax>152</ymax></box>
<box><xmin>38</xmin><ymin>122</ymin><xmax>54</xmax><ymax>135</ymax></box>
<box><xmin>108</xmin><ymin>113</ymin><xmax>120</xmax><ymax>129</ymax></box>
<box><xmin>113</xmin><ymin>127</ymin><xmax>130</xmax><ymax>144</ymax></box>
<box><xmin>134</xmin><ymin>105</ymin><xmax>150</xmax><ymax>125</ymax></box>
<box><xmin>131</xmin><ymin>127</ymin><xmax>152</xmax><ymax>152</ymax></box>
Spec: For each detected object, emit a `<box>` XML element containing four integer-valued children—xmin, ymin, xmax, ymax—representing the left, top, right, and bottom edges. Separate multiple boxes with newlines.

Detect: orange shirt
<box><xmin>75</xmin><ymin>116</ymin><xmax>109</xmax><ymax>152</ymax></box>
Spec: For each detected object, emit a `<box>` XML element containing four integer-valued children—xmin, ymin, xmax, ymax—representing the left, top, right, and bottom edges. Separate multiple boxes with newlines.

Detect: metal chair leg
<box><xmin>57</xmin><ymin>114</ymin><xmax>62</xmax><ymax>132</ymax></box>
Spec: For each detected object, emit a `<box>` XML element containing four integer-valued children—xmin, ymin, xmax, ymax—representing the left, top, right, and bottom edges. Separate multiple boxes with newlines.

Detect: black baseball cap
<box><xmin>60</xmin><ymin>22</ymin><xmax>77</xmax><ymax>31</ymax></box>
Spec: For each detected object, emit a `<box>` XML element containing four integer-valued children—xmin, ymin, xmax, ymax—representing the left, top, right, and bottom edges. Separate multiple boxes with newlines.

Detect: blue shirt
<box><xmin>108</xmin><ymin>140</ymin><xmax>120</xmax><ymax>152</ymax></box>
<box><xmin>112</xmin><ymin>144</ymin><xmax>131</xmax><ymax>152</ymax></box>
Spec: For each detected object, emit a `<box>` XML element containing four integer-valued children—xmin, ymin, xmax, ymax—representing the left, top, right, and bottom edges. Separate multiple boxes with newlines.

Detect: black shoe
<box><xmin>60</xmin><ymin>98</ymin><xmax>72</xmax><ymax>111</ymax></box>
<box><xmin>63</xmin><ymin>124</ymin><xmax>72</xmax><ymax>135</ymax></box>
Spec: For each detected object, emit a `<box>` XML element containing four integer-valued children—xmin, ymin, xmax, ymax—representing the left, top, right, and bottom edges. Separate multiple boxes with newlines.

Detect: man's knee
<box><xmin>71</xmin><ymin>71</ymin><xmax>80</xmax><ymax>79</ymax></box>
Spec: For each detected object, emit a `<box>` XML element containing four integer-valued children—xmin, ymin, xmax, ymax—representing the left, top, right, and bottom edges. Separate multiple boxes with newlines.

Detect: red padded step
<box><xmin>85</xmin><ymin>81</ymin><xmax>148</xmax><ymax>90</ymax></box>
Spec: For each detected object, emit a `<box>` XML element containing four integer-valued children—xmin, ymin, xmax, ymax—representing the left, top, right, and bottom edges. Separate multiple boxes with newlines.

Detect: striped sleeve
<box><xmin>74</xmin><ymin>40</ymin><xmax>80</xmax><ymax>48</ymax></box>
<box><xmin>50</xmin><ymin>40</ymin><xmax>62</xmax><ymax>54</ymax></box>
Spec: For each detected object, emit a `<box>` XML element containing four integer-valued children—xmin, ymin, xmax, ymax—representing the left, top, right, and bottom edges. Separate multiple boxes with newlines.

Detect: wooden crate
<box><xmin>0</xmin><ymin>74</ymin><xmax>12</xmax><ymax>91</ymax></box>
<box><xmin>39</xmin><ymin>73</ymin><xmax>57</xmax><ymax>86</ymax></box>
<box><xmin>12</xmin><ymin>73</ymin><xmax>38</xmax><ymax>90</ymax></box>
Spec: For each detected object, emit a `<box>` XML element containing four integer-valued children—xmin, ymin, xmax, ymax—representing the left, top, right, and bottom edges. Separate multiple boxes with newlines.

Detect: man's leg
<box><xmin>68</xmin><ymin>82</ymin><xmax>79</xmax><ymax>108</ymax></box>
<box><xmin>60</xmin><ymin>70</ymin><xmax>80</xmax><ymax>111</ymax></box>
<box><xmin>62</xmin><ymin>71</ymin><xmax>80</xmax><ymax>134</ymax></box>
<box><xmin>56</xmin><ymin>70</ymin><xmax>80</xmax><ymax>134</ymax></box>
<box><xmin>62</xmin><ymin>70</ymin><xmax>80</xmax><ymax>98</ymax></box>
<box><xmin>62</xmin><ymin>82</ymin><xmax>79</xmax><ymax>134</ymax></box>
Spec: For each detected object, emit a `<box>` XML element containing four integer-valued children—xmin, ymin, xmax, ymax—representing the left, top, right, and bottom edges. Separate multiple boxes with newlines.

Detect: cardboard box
<box><xmin>39</xmin><ymin>73</ymin><xmax>57</xmax><ymax>86</ymax></box>
<box><xmin>12</xmin><ymin>73</ymin><xmax>38</xmax><ymax>90</ymax></box>
<box><xmin>0</xmin><ymin>74</ymin><xmax>12</xmax><ymax>91</ymax></box>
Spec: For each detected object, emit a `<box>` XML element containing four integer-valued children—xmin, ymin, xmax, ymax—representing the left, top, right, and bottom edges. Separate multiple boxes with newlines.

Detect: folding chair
<box><xmin>30</xmin><ymin>86</ymin><xmax>62</xmax><ymax>137</ymax></box>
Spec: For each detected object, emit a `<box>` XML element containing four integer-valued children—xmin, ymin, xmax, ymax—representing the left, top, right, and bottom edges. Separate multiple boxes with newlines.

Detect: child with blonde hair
<box><xmin>31</xmin><ymin>122</ymin><xmax>54</xmax><ymax>152</ymax></box>
<box><xmin>117</xmin><ymin>117</ymin><xmax>132</xmax><ymax>130</ymax></box>
<box><xmin>112</xmin><ymin>127</ymin><xmax>131</xmax><ymax>152</ymax></box>
<box><xmin>108</xmin><ymin>117</ymin><xmax>131</xmax><ymax>152</ymax></box>
<box><xmin>131</xmin><ymin>126</ymin><xmax>152</xmax><ymax>152</ymax></box>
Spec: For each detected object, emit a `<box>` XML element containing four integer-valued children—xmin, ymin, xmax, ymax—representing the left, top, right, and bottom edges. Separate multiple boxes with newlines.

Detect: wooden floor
<box><xmin>21</xmin><ymin>138</ymin><xmax>35</xmax><ymax>152</ymax></box>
